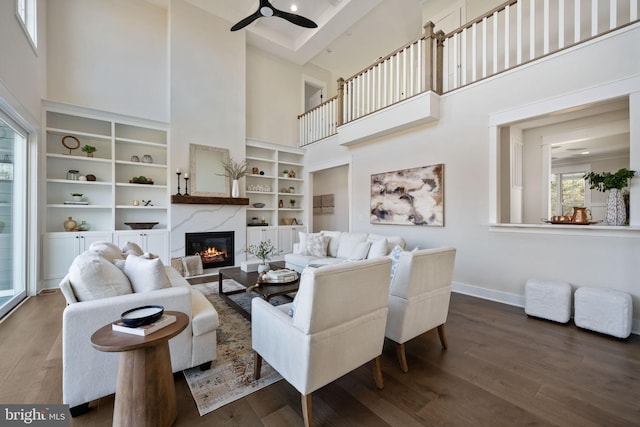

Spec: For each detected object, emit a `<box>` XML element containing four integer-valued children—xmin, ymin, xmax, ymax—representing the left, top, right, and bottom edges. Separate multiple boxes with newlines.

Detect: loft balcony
<box><xmin>298</xmin><ymin>0</ymin><xmax>639</xmax><ymax>147</ymax></box>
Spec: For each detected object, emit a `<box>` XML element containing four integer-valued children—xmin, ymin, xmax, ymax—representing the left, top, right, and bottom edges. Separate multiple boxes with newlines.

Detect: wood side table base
<box><xmin>114</xmin><ymin>343</ymin><xmax>176</xmax><ymax>427</ymax></box>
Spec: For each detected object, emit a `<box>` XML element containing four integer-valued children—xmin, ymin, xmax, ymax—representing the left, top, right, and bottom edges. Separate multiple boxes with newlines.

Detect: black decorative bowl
<box><xmin>121</xmin><ymin>305</ymin><xmax>164</xmax><ymax>327</ymax></box>
<box><xmin>124</xmin><ymin>222</ymin><xmax>159</xmax><ymax>230</ymax></box>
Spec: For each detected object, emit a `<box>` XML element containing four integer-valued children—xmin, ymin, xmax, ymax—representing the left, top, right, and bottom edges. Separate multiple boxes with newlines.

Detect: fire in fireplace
<box><xmin>185</xmin><ymin>231</ymin><xmax>234</xmax><ymax>269</ymax></box>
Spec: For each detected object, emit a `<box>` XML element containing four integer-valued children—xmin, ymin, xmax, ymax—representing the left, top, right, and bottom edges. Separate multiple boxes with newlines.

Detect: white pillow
<box><xmin>348</xmin><ymin>241</ymin><xmax>372</xmax><ymax>261</ymax></box>
<box><xmin>320</xmin><ymin>231</ymin><xmax>342</xmax><ymax>257</ymax></box>
<box><xmin>367</xmin><ymin>238</ymin><xmax>388</xmax><ymax>259</ymax></box>
<box><xmin>389</xmin><ymin>244</ymin><xmax>403</xmax><ymax>281</ymax></box>
<box><xmin>296</xmin><ymin>232</ymin><xmax>309</xmax><ymax>255</ymax></box>
<box><xmin>306</xmin><ymin>234</ymin><xmax>330</xmax><ymax>257</ymax></box>
<box><xmin>124</xmin><ymin>254</ymin><xmax>171</xmax><ymax>293</ymax></box>
<box><xmin>297</xmin><ymin>232</ymin><xmax>327</xmax><ymax>256</ymax></box>
<box><xmin>336</xmin><ymin>233</ymin><xmax>368</xmax><ymax>259</ymax></box>
<box><xmin>122</xmin><ymin>241</ymin><xmax>144</xmax><ymax>257</ymax></box>
<box><xmin>68</xmin><ymin>251</ymin><xmax>132</xmax><ymax>301</ymax></box>
<box><xmin>89</xmin><ymin>241</ymin><xmax>125</xmax><ymax>263</ymax></box>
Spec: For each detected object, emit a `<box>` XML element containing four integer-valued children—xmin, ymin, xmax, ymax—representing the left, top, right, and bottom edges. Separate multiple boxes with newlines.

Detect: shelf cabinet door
<box><xmin>278</xmin><ymin>226</ymin><xmax>304</xmax><ymax>254</ymax></box>
<box><xmin>246</xmin><ymin>227</ymin><xmax>278</xmax><ymax>259</ymax></box>
<box><xmin>115</xmin><ymin>230</ymin><xmax>169</xmax><ymax>264</ymax></box>
<box><xmin>42</xmin><ymin>232</ymin><xmax>112</xmax><ymax>280</ymax></box>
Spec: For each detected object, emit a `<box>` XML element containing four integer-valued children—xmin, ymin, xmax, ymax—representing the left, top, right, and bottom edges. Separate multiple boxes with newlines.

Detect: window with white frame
<box><xmin>550</xmin><ymin>165</ymin><xmax>591</xmax><ymax>217</ymax></box>
<box><xmin>16</xmin><ymin>0</ymin><xmax>37</xmax><ymax>50</ymax></box>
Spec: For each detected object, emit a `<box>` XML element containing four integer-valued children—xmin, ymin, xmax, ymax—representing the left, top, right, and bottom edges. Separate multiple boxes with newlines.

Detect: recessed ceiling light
<box><xmin>581</xmin><ymin>151</ymin><xmax>590</xmax><ymax>155</ymax></box>
<box><xmin>290</xmin><ymin>4</ymin><xmax>298</xmax><ymax>12</ymax></box>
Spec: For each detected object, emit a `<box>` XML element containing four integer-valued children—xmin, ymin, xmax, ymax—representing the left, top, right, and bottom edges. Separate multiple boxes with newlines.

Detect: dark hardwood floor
<box><xmin>0</xmin><ymin>289</ymin><xmax>638</xmax><ymax>426</ymax></box>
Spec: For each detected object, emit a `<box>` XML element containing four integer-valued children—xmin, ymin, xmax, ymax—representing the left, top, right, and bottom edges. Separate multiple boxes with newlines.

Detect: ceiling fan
<box><xmin>231</xmin><ymin>0</ymin><xmax>318</xmax><ymax>31</ymax></box>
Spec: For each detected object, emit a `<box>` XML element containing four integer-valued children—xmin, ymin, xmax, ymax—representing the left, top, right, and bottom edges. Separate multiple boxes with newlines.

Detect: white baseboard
<box><xmin>451</xmin><ymin>281</ymin><xmax>639</xmax><ymax>336</ymax></box>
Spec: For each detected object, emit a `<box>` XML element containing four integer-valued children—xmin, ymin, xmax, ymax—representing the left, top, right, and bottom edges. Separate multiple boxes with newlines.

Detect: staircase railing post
<box><xmin>435</xmin><ymin>30</ymin><xmax>445</xmax><ymax>94</ymax></box>
<box><xmin>337</xmin><ymin>77</ymin><xmax>345</xmax><ymax>127</ymax></box>
<box><xmin>423</xmin><ymin>21</ymin><xmax>435</xmax><ymax>92</ymax></box>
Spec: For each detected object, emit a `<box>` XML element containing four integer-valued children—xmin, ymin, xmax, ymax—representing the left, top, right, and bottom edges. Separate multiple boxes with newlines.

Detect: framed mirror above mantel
<box><xmin>189</xmin><ymin>144</ymin><xmax>229</xmax><ymax>197</ymax></box>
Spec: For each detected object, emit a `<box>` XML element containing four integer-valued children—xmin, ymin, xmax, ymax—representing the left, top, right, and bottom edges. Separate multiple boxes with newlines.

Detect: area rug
<box><xmin>183</xmin><ymin>280</ymin><xmax>287</xmax><ymax>415</ymax></box>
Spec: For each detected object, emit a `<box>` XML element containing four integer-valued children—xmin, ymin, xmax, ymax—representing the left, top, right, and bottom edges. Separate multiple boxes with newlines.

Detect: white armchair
<box><xmin>385</xmin><ymin>247</ymin><xmax>456</xmax><ymax>372</ymax></box>
<box><xmin>252</xmin><ymin>258</ymin><xmax>392</xmax><ymax>427</ymax></box>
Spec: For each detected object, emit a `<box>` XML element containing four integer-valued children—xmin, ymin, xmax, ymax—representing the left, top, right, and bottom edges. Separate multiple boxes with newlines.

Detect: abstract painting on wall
<box><xmin>370</xmin><ymin>164</ymin><xmax>444</xmax><ymax>226</ymax></box>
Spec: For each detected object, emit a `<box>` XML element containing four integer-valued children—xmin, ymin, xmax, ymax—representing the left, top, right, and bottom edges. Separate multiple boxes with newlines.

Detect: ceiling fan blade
<box><xmin>230</xmin><ymin>11</ymin><xmax>261</xmax><ymax>31</ymax></box>
<box><xmin>272</xmin><ymin>9</ymin><xmax>318</xmax><ymax>28</ymax></box>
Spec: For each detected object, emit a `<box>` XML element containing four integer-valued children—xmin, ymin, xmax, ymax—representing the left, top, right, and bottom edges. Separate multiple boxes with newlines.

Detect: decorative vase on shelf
<box><xmin>231</xmin><ymin>179</ymin><xmax>240</xmax><ymax>198</ymax></box>
<box><xmin>606</xmin><ymin>188</ymin><xmax>626</xmax><ymax>226</ymax></box>
<box><xmin>77</xmin><ymin>220</ymin><xmax>90</xmax><ymax>231</ymax></box>
<box><xmin>63</xmin><ymin>217</ymin><xmax>77</xmax><ymax>232</ymax></box>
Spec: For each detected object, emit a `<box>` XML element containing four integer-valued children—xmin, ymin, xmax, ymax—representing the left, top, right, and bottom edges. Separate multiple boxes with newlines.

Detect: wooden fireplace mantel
<box><xmin>171</xmin><ymin>195</ymin><xmax>250</xmax><ymax>205</ymax></box>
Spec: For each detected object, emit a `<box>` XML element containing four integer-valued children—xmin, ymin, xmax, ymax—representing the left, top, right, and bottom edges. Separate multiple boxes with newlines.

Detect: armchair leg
<box><xmin>372</xmin><ymin>356</ymin><xmax>384</xmax><ymax>389</ymax></box>
<box><xmin>396</xmin><ymin>342</ymin><xmax>409</xmax><ymax>373</ymax></box>
<box><xmin>301</xmin><ymin>393</ymin><xmax>313</xmax><ymax>427</ymax></box>
<box><xmin>253</xmin><ymin>352</ymin><xmax>263</xmax><ymax>380</ymax></box>
<box><xmin>437</xmin><ymin>324</ymin><xmax>448</xmax><ymax>349</ymax></box>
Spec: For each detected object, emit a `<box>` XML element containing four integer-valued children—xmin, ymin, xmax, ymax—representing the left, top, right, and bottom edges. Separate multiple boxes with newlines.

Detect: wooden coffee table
<box><xmin>219</xmin><ymin>261</ymin><xmax>299</xmax><ymax>319</ymax></box>
<box><xmin>90</xmin><ymin>311</ymin><xmax>188</xmax><ymax>427</ymax></box>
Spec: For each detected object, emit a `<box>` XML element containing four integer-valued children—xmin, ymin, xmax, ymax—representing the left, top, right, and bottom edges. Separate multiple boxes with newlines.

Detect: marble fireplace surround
<box><xmin>171</xmin><ymin>203</ymin><xmax>248</xmax><ymax>274</ymax></box>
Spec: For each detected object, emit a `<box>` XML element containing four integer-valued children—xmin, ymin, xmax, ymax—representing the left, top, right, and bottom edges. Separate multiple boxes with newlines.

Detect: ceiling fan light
<box><xmin>260</xmin><ymin>6</ymin><xmax>274</xmax><ymax>17</ymax></box>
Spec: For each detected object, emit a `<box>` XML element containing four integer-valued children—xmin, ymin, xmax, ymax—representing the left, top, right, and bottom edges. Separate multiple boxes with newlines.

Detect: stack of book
<box><xmin>265</xmin><ymin>269</ymin><xmax>298</xmax><ymax>283</ymax></box>
<box><xmin>112</xmin><ymin>313</ymin><xmax>176</xmax><ymax>336</ymax></box>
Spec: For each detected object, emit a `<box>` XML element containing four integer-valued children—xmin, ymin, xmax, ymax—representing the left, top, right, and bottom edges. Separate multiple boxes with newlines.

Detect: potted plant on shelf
<box><xmin>282</xmin><ymin>170</ymin><xmax>289</xmax><ymax>178</ymax></box>
<box><xmin>71</xmin><ymin>193</ymin><xmax>83</xmax><ymax>202</ymax></box>
<box><xmin>220</xmin><ymin>157</ymin><xmax>248</xmax><ymax>198</ymax></box>
<box><xmin>246</xmin><ymin>240</ymin><xmax>280</xmax><ymax>273</ymax></box>
<box><xmin>81</xmin><ymin>145</ymin><xmax>96</xmax><ymax>157</ymax></box>
<box><xmin>584</xmin><ymin>168</ymin><xmax>635</xmax><ymax>225</ymax></box>
<box><xmin>290</xmin><ymin>199</ymin><xmax>296</xmax><ymax>208</ymax></box>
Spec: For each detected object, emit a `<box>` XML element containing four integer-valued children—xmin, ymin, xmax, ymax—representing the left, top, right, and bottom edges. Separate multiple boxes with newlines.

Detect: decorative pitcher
<box><xmin>572</xmin><ymin>207</ymin><xmax>591</xmax><ymax>224</ymax></box>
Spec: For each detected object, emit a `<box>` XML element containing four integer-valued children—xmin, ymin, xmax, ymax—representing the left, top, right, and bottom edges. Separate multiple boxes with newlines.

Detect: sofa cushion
<box><xmin>122</xmin><ymin>241</ymin><xmax>144</xmax><ymax>257</ymax></box>
<box><xmin>123</xmin><ymin>254</ymin><xmax>171</xmax><ymax>293</ymax></box>
<box><xmin>389</xmin><ymin>244</ymin><xmax>403</xmax><ymax>280</ymax></box>
<box><xmin>68</xmin><ymin>251</ymin><xmax>133</xmax><ymax>301</ymax></box>
<box><xmin>367</xmin><ymin>238</ymin><xmax>388</xmax><ymax>259</ymax></box>
<box><xmin>88</xmin><ymin>241</ymin><xmax>125</xmax><ymax>263</ymax></box>
<box><xmin>320</xmin><ymin>231</ymin><xmax>342</xmax><ymax>257</ymax></box>
<box><xmin>348</xmin><ymin>241</ymin><xmax>372</xmax><ymax>261</ymax></box>
<box><xmin>336</xmin><ymin>232</ymin><xmax>368</xmax><ymax>259</ymax></box>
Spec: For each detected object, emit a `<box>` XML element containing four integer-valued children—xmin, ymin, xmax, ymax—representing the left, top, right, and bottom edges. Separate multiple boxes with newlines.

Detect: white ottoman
<box><xmin>574</xmin><ymin>287</ymin><xmax>633</xmax><ymax>339</ymax></box>
<box><xmin>524</xmin><ymin>279</ymin><xmax>572</xmax><ymax>323</ymax></box>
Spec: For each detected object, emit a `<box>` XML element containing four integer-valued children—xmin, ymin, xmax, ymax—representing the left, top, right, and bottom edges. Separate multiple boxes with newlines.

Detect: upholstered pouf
<box><xmin>524</xmin><ymin>279</ymin><xmax>572</xmax><ymax>323</ymax></box>
<box><xmin>574</xmin><ymin>287</ymin><xmax>633</xmax><ymax>338</ymax></box>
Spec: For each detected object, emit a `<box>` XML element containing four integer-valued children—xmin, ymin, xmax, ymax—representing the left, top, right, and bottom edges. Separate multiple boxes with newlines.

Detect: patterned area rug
<box><xmin>183</xmin><ymin>280</ymin><xmax>287</xmax><ymax>416</ymax></box>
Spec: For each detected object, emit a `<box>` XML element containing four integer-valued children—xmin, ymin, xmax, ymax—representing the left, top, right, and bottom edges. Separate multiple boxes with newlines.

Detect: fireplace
<box><xmin>185</xmin><ymin>231</ymin><xmax>234</xmax><ymax>269</ymax></box>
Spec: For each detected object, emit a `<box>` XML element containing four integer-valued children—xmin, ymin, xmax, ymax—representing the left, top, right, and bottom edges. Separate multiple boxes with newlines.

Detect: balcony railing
<box><xmin>299</xmin><ymin>0</ymin><xmax>639</xmax><ymax>147</ymax></box>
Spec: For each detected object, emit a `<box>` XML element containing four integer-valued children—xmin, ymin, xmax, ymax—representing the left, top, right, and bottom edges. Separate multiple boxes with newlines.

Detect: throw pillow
<box><xmin>68</xmin><ymin>251</ymin><xmax>132</xmax><ymax>301</ymax></box>
<box><xmin>297</xmin><ymin>232</ymin><xmax>309</xmax><ymax>255</ymax></box>
<box><xmin>336</xmin><ymin>233</ymin><xmax>368</xmax><ymax>259</ymax></box>
<box><xmin>389</xmin><ymin>244</ymin><xmax>403</xmax><ymax>281</ymax></box>
<box><xmin>170</xmin><ymin>257</ymin><xmax>186</xmax><ymax>276</ymax></box>
<box><xmin>320</xmin><ymin>231</ymin><xmax>342</xmax><ymax>257</ymax></box>
<box><xmin>306</xmin><ymin>234</ymin><xmax>330</xmax><ymax>257</ymax></box>
<box><xmin>348</xmin><ymin>241</ymin><xmax>372</xmax><ymax>261</ymax></box>
<box><xmin>122</xmin><ymin>241</ymin><xmax>144</xmax><ymax>257</ymax></box>
<box><xmin>367</xmin><ymin>238</ymin><xmax>388</xmax><ymax>259</ymax></box>
<box><xmin>124</xmin><ymin>254</ymin><xmax>171</xmax><ymax>293</ymax></box>
<box><xmin>88</xmin><ymin>241</ymin><xmax>125</xmax><ymax>263</ymax></box>
<box><xmin>182</xmin><ymin>255</ymin><xmax>203</xmax><ymax>277</ymax></box>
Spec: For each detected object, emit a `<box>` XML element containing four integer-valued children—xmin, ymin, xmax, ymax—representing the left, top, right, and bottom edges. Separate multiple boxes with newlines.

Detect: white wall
<box><xmin>312</xmin><ymin>165</ymin><xmax>349</xmax><ymax>232</ymax></box>
<box><xmin>168</xmin><ymin>0</ymin><xmax>247</xmax><ymax>266</ymax></box>
<box><xmin>46</xmin><ymin>0</ymin><xmax>168</xmax><ymax>121</ymax></box>
<box><xmin>246</xmin><ymin>46</ymin><xmax>333</xmax><ymax>146</ymax></box>
<box><xmin>0</xmin><ymin>0</ymin><xmax>47</xmax><ymax>122</ymax></box>
<box><xmin>305</xmin><ymin>24</ymin><xmax>640</xmax><ymax>331</ymax></box>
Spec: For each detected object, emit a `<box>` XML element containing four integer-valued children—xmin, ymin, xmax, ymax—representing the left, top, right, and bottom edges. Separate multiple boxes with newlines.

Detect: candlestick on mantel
<box><xmin>184</xmin><ymin>175</ymin><xmax>190</xmax><ymax>196</ymax></box>
<box><xmin>175</xmin><ymin>171</ymin><xmax>182</xmax><ymax>195</ymax></box>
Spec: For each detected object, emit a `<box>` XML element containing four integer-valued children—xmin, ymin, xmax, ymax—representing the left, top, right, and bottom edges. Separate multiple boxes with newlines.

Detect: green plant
<box><xmin>246</xmin><ymin>240</ymin><xmax>280</xmax><ymax>264</ymax></box>
<box><xmin>81</xmin><ymin>145</ymin><xmax>96</xmax><ymax>154</ymax></box>
<box><xmin>283</xmin><ymin>170</ymin><xmax>289</xmax><ymax>174</ymax></box>
<box><xmin>221</xmin><ymin>157</ymin><xmax>248</xmax><ymax>180</ymax></box>
<box><xmin>290</xmin><ymin>199</ymin><xmax>296</xmax><ymax>205</ymax></box>
<box><xmin>583</xmin><ymin>168</ymin><xmax>636</xmax><ymax>192</ymax></box>
<box><xmin>71</xmin><ymin>193</ymin><xmax>83</xmax><ymax>197</ymax></box>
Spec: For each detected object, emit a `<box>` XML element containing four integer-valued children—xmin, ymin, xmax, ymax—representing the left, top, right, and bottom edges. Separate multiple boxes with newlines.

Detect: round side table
<box><xmin>91</xmin><ymin>311</ymin><xmax>188</xmax><ymax>427</ymax></box>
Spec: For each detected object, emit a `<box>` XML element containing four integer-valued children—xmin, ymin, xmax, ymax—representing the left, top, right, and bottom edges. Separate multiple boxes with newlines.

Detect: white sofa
<box><xmin>60</xmin><ymin>242</ymin><xmax>219</xmax><ymax>416</ymax></box>
<box><xmin>284</xmin><ymin>230</ymin><xmax>406</xmax><ymax>272</ymax></box>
